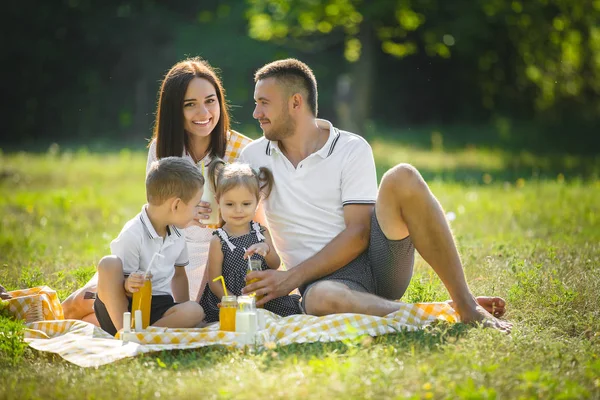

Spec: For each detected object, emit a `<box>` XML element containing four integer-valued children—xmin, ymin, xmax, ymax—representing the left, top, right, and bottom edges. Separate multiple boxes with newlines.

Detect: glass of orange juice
<box><xmin>219</xmin><ymin>295</ymin><xmax>237</xmax><ymax>331</ymax></box>
<box><xmin>131</xmin><ymin>271</ymin><xmax>152</xmax><ymax>330</ymax></box>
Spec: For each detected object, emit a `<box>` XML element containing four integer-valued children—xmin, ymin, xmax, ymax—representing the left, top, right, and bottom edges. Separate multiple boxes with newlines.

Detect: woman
<box><xmin>62</xmin><ymin>57</ymin><xmax>252</xmax><ymax>324</ymax></box>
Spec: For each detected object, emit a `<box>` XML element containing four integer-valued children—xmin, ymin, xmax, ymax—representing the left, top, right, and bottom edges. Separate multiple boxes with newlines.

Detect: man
<box><xmin>241</xmin><ymin>59</ymin><xmax>510</xmax><ymax>331</ymax></box>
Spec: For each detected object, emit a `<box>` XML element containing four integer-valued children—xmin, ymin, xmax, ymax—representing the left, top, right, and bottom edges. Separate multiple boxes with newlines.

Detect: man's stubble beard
<box><xmin>264</xmin><ymin>110</ymin><xmax>296</xmax><ymax>141</ymax></box>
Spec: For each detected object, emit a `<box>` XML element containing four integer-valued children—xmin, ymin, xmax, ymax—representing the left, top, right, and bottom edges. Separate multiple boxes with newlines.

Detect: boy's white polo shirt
<box><xmin>239</xmin><ymin>119</ymin><xmax>377</xmax><ymax>269</ymax></box>
<box><xmin>110</xmin><ymin>205</ymin><xmax>189</xmax><ymax>296</ymax></box>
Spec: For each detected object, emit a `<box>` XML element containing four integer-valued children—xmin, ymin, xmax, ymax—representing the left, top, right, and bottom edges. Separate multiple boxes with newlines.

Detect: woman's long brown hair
<box><xmin>150</xmin><ymin>57</ymin><xmax>230</xmax><ymax>160</ymax></box>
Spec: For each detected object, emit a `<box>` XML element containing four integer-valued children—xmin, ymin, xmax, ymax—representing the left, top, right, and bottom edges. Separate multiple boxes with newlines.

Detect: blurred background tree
<box><xmin>1</xmin><ymin>0</ymin><xmax>598</xmax><ymax>153</ymax></box>
<box><xmin>247</xmin><ymin>0</ymin><xmax>600</xmax><ymax>145</ymax></box>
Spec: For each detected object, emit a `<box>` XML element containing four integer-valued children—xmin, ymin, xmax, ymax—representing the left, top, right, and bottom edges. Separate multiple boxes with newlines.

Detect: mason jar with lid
<box><xmin>219</xmin><ymin>295</ymin><xmax>237</xmax><ymax>331</ymax></box>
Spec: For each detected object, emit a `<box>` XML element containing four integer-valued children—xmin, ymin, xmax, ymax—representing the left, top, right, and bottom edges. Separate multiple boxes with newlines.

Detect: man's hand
<box><xmin>187</xmin><ymin>201</ymin><xmax>212</xmax><ymax>228</ymax></box>
<box><xmin>0</xmin><ymin>284</ymin><xmax>11</xmax><ymax>300</ymax></box>
<box><xmin>242</xmin><ymin>269</ymin><xmax>297</xmax><ymax>307</ymax></box>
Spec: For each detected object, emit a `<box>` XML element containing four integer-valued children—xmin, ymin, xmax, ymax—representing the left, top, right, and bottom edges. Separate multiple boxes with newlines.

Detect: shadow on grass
<box><xmin>131</xmin><ymin>322</ymin><xmax>472</xmax><ymax>371</ymax></box>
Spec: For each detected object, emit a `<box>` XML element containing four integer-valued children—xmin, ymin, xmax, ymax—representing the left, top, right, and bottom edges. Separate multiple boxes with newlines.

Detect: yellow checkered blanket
<box><xmin>5</xmin><ymin>287</ymin><xmax>459</xmax><ymax>368</ymax></box>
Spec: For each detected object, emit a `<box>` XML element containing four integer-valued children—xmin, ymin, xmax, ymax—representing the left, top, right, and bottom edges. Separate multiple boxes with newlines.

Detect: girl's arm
<box><xmin>245</xmin><ymin>228</ymin><xmax>281</xmax><ymax>270</ymax></box>
<box><xmin>207</xmin><ymin>235</ymin><xmax>227</xmax><ymax>299</ymax></box>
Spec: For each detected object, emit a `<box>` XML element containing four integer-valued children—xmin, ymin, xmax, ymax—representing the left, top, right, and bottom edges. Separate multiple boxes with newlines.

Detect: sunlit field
<box><xmin>1</xmin><ymin>138</ymin><xmax>599</xmax><ymax>399</ymax></box>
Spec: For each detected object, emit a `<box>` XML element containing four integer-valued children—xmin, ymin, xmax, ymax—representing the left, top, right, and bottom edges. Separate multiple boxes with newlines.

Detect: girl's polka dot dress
<box><xmin>198</xmin><ymin>221</ymin><xmax>302</xmax><ymax>323</ymax></box>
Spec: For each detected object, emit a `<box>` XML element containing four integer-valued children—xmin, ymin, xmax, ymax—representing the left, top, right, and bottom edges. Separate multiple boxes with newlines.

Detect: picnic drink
<box><xmin>131</xmin><ymin>274</ymin><xmax>152</xmax><ymax>330</ymax></box>
<box><xmin>235</xmin><ymin>295</ymin><xmax>258</xmax><ymax>344</ymax></box>
<box><xmin>219</xmin><ymin>295</ymin><xmax>237</xmax><ymax>331</ymax></box>
<box><xmin>121</xmin><ymin>312</ymin><xmax>134</xmax><ymax>343</ymax></box>
<box><xmin>246</xmin><ymin>258</ymin><xmax>264</xmax><ymax>307</ymax></box>
<box><xmin>122</xmin><ymin>312</ymin><xmax>131</xmax><ymax>333</ymax></box>
<box><xmin>200</xmin><ymin>161</ymin><xmax>220</xmax><ymax>228</ymax></box>
<box><xmin>134</xmin><ymin>309</ymin><xmax>143</xmax><ymax>332</ymax></box>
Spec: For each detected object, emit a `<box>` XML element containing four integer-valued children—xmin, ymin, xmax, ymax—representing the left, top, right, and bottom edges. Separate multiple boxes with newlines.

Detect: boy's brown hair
<box><xmin>146</xmin><ymin>157</ymin><xmax>204</xmax><ymax>205</ymax></box>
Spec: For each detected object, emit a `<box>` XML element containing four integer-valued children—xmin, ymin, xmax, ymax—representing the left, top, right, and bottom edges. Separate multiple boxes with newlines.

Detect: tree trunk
<box><xmin>343</xmin><ymin>23</ymin><xmax>375</xmax><ymax>135</ymax></box>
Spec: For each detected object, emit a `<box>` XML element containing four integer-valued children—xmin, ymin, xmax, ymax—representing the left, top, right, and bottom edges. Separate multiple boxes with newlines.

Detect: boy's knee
<box><xmin>96</xmin><ymin>256</ymin><xmax>126</xmax><ymax>297</ymax></box>
<box><xmin>179</xmin><ymin>301</ymin><xmax>205</xmax><ymax>323</ymax></box>
<box><xmin>304</xmin><ymin>282</ymin><xmax>353</xmax><ymax>316</ymax></box>
<box><xmin>97</xmin><ymin>256</ymin><xmax>123</xmax><ymax>275</ymax></box>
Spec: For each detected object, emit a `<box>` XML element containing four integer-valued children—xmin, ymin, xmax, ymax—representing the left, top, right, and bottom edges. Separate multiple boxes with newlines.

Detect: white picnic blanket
<box><xmin>23</xmin><ymin>303</ymin><xmax>458</xmax><ymax>367</ymax></box>
<box><xmin>6</xmin><ymin>286</ymin><xmax>460</xmax><ymax>367</ymax></box>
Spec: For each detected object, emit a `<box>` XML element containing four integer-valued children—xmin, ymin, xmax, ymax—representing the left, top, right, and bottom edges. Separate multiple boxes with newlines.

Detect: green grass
<box><xmin>0</xmin><ymin>140</ymin><xmax>599</xmax><ymax>399</ymax></box>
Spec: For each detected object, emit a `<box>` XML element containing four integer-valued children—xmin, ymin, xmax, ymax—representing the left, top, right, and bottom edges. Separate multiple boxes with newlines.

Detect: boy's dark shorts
<box><xmin>94</xmin><ymin>294</ymin><xmax>177</xmax><ymax>336</ymax></box>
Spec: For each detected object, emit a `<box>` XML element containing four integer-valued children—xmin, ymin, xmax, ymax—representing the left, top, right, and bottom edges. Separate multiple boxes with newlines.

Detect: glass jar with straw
<box><xmin>131</xmin><ymin>252</ymin><xmax>163</xmax><ymax>330</ymax></box>
<box><xmin>244</xmin><ymin>248</ymin><xmax>264</xmax><ymax>307</ymax></box>
<box><xmin>213</xmin><ymin>275</ymin><xmax>236</xmax><ymax>331</ymax></box>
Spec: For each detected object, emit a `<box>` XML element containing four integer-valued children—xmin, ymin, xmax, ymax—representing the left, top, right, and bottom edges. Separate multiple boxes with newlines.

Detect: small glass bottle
<box><xmin>235</xmin><ymin>295</ymin><xmax>258</xmax><ymax>344</ymax></box>
<box><xmin>219</xmin><ymin>295</ymin><xmax>237</xmax><ymax>332</ymax></box>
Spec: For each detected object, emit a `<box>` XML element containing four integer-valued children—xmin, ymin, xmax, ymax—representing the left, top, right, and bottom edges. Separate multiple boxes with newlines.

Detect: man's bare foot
<box><xmin>459</xmin><ymin>304</ymin><xmax>513</xmax><ymax>333</ymax></box>
<box><xmin>447</xmin><ymin>296</ymin><xmax>512</xmax><ymax>333</ymax></box>
<box><xmin>447</xmin><ymin>296</ymin><xmax>506</xmax><ymax>318</ymax></box>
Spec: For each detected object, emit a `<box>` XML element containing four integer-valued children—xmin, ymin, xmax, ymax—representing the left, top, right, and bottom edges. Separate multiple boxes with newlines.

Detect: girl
<box><xmin>198</xmin><ymin>162</ymin><xmax>301</xmax><ymax>322</ymax></box>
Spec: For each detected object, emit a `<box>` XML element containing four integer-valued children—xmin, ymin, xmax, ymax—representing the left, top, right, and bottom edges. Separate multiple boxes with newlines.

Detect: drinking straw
<box><xmin>146</xmin><ymin>252</ymin><xmax>164</xmax><ymax>278</ymax></box>
<box><xmin>212</xmin><ymin>275</ymin><xmax>228</xmax><ymax>296</ymax></box>
<box><xmin>244</xmin><ymin>247</ymin><xmax>252</xmax><ymax>271</ymax></box>
<box><xmin>201</xmin><ymin>160</ymin><xmax>205</xmax><ymax>176</ymax></box>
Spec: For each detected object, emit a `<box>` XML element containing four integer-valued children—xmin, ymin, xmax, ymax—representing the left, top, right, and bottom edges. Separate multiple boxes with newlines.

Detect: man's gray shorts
<box><xmin>299</xmin><ymin>211</ymin><xmax>415</xmax><ymax>309</ymax></box>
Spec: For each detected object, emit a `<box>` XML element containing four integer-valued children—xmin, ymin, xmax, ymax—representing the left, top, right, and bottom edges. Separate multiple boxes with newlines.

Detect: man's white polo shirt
<box><xmin>239</xmin><ymin>119</ymin><xmax>377</xmax><ymax>269</ymax></box>
<box><xmin>110</xmin><ymin>205</ymin><xmax>189</xmax><ymax>296</ymax></box>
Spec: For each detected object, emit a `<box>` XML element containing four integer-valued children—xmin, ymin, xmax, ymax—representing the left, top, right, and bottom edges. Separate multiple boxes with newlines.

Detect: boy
<box><xmin>94</xmin><ymin>157</ymin><xmax>205</xmax><ymax>336</ymax></box>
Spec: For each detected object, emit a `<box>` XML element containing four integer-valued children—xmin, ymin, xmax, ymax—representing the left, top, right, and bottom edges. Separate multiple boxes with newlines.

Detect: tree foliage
<box><xmin>246</xmin><ymin>0</ymin><xmax>600</xmax><ymax>120</ymax></box>
<box><xmin>1</xmin><ymin>1</ymin><xmax>598</xmax><ymax>150</ymax></box>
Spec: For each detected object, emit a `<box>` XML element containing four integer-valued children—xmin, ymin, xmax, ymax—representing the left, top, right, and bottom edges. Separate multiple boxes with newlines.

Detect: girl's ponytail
<box><xmin>257</xmin><ymin>166</ymin><xmax>274</xmax><ymax>199</ymax></box>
